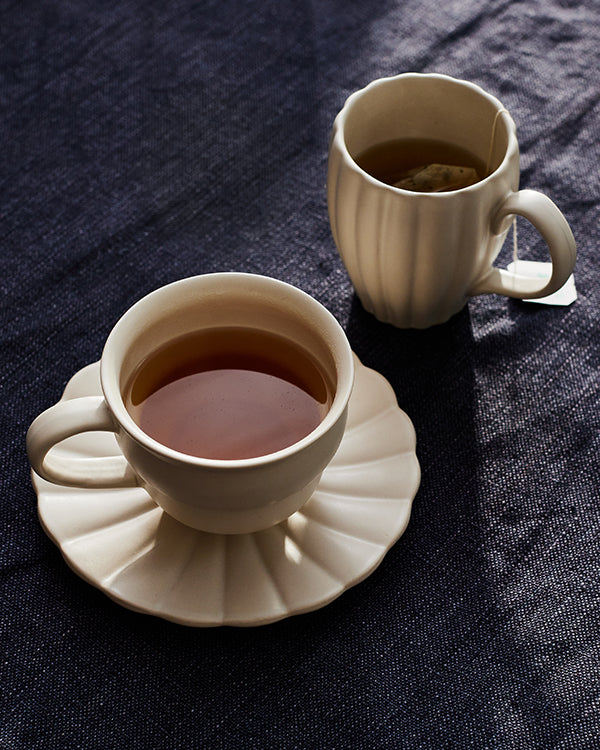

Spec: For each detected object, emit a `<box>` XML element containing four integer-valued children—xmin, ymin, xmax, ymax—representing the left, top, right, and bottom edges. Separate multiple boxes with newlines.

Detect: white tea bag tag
<box><xmin>507</xmin><ymin>260</ymin><xmax>577</xmax><ymax>306</ymax></box>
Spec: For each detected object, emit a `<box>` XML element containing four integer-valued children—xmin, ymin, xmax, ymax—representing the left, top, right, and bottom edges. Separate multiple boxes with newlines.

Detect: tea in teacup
<box><xmin>124</xmin><ymin>327</ymin><xmax>334</xmax><ymax>460</ymax></box>
<box><xmin>356</xmin><ymin>137</ymin><xmax>485</xmax><ymax>192</ymax></box>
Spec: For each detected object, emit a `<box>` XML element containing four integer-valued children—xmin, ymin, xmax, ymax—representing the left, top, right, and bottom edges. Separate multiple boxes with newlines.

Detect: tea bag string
<box><xmin>485</xmin><ymin>107</ymin><xmax>519</xmax><ymax>264</ymax></box>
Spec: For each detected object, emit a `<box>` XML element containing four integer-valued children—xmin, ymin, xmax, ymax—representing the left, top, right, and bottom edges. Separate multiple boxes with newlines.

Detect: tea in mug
<box><xmin>124</xmin><ymin>327</ymin><xmax>334</xmax><ymax>460</ymax></box>
<box><xmin>355</xmin><ymin>137</ymin><xmax>486</xmax><ymax>192</ymax></box>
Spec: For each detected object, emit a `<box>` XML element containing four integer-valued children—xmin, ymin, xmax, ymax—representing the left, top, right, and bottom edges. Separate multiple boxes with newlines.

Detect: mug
<box><xmin>327</xmin><ymin>72</ymin><xmax>577</xmax><ymax>328</ymax></box>
<box><xmin>26</xmin><ymin>273</ymin><xmax>355</xmax><ymax>534</ymax></box>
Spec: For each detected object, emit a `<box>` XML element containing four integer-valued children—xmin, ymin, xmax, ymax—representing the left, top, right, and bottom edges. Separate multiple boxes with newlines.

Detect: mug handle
<box><xmin>469</xmin><ymin>189</ymin><xmax>576</xmax><ymax>299</ymax></box>
<box><xmin>26</xmin><ymin>396</ymin><xmax>138</xmax><ymax>488</ymax></box>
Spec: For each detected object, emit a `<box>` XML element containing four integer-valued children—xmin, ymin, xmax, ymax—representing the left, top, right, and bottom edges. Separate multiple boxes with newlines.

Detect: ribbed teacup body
<box><xmin>327</xmin><ymin>73</ymin><xmax>519</xmax><ymax>329</ymax></box>
<box><xmin>328</xmin><ymin>140</ymin><xmax>518</xmax><ymax>328</ymax></box>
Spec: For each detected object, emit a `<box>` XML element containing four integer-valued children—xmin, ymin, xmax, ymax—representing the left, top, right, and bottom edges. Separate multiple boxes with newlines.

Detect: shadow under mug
<box><xmin>26</xmin><ymin>273</ymin><xmax>355</xmax><ymax>535</ymax></box>
<box><xmin>327</xmin><ymin>72</ymin><xmax>577</xmax><ymax>329</ymax></box>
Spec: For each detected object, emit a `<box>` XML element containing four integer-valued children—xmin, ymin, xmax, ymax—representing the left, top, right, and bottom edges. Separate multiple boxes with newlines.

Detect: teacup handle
<box><xmin>470</xmin><ymin>189</ymin><xmax>576</xmax><ymax>299</ymax></box>
<box><xmin>26</xmin><ymin>396</ymin><xmax>138</xmax><ymax>488</ymax></box>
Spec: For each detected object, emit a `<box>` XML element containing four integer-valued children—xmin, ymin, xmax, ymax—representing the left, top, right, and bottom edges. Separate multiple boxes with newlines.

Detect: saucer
<box><xmin>31</xmin><ymin>355</ymin><xmax>420</xmax><ymax>627</ymax></box>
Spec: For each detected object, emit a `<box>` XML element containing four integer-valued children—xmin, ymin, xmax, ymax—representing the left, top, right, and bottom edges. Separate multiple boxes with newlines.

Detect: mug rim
<box><xmin>334</xmin><ymin>71</ymin><xmax>518</xmax><ymax>195</ymax></box>
<box><xmin>99</xmin><ymin>272</ymin><xmax>354</xmax><ymax>470</ymax></box>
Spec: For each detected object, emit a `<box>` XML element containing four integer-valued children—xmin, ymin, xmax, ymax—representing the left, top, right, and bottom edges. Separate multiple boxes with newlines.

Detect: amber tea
<box><xmin>355</xmin><ymin>137</ymin><xmax>487</xmax><ymax>192</ymax></box>
<box><xmin>124</xmin><ymin>327</ymin><xmax>334</xmax><ymax>460</ymax></box>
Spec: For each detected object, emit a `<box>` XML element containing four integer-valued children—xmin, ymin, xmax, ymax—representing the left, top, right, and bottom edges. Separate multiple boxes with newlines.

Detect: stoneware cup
<box><xmin>327</xmin><ymin>72</ymin><xmax>577</xmax><ymax>329</ymax></box>
<box><xmin>27</xmin><ymin>273</ymin><xmax>355</xmax><ymax>534</ymax></box>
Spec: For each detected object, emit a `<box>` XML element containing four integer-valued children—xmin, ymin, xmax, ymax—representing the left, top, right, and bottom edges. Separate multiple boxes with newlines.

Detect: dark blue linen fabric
<box><xmin>1</xmin><ymin>1</ymin><xmax>599</xmax><ymax>747</ymax></box>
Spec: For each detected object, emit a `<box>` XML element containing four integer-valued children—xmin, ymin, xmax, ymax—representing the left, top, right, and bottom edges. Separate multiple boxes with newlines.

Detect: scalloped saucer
<box><xmin>31</xmin><ymin>355</ymin><xmax>420</xmax><ymax>627</ymax></box>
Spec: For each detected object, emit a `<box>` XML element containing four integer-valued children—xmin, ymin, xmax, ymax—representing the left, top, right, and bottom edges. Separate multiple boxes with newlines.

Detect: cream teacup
<box><xmin>27</xmin><ymin>273</ymin><xmax>354</xmax><ymax>534</ymax></box>
<box><xmin>327</xmin><ymin>72</ymin><xmax>577</xmax><ymax>328</ymax></box>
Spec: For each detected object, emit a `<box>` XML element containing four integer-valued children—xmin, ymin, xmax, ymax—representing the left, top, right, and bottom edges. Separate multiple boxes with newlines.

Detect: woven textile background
<box><xmin>1</xmin><ymin>1</ymin><xmax>599</xmax><ymax>748</ymax></box>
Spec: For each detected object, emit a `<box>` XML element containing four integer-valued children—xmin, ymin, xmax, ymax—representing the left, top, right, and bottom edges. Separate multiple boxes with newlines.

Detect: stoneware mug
<box><xmin>327</xmin><ymin>72</ymin><xmax>577</xmax><ymax>328</ymax></box>
<box><xmin>27</xmin><ymin>273</ymin><xmax>355</xmax><ymax>534</ymax></box>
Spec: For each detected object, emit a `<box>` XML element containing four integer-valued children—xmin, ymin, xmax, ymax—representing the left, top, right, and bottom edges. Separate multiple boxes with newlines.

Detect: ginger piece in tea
<box><xmin>393</xmin><ymin>164</ymin><xmax>480</xmax><ymax>192</ymax></box>
<box><xmin>356</xmin><ymin>138</ymin><xmax>485</xmax><ymax>192</ymax></box>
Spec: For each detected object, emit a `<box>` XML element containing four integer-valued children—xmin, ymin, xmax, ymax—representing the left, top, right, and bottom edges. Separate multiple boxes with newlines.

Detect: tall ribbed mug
<box><xmin>327</xmin><ymin>73</ymin><xmax>576</xmax><ymax>329</ymax></box>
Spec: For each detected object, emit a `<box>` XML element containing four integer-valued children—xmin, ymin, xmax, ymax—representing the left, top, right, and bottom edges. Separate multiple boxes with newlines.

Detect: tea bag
<box><xmin>393</xmin><ymin>163</ymin><xmax>479</xmax><ymax>192</ymax></box>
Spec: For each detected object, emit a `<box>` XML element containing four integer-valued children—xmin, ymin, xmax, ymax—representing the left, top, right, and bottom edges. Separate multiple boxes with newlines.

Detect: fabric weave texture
<box><xmin>1</xmin><ymin>1</ymin><xmax>599</xmax><ymax>748</ymax></box>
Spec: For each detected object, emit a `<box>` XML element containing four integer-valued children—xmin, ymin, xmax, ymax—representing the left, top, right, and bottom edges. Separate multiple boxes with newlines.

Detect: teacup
<box><xmin>328</xmin><ymin>72</ymin><xmax>577</xmax><ymax>328</ymax></box>
<box><xmin>27</xmin><ymin>273</ymin><xmax>355</xmax><ymax>534</ymax></box>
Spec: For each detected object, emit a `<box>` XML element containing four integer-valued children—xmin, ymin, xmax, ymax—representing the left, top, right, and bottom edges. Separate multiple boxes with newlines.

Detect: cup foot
<box><xmin>149</xmin><ymin>477</ymin><xmax>321</xmax><ymax>535</ymax></box>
